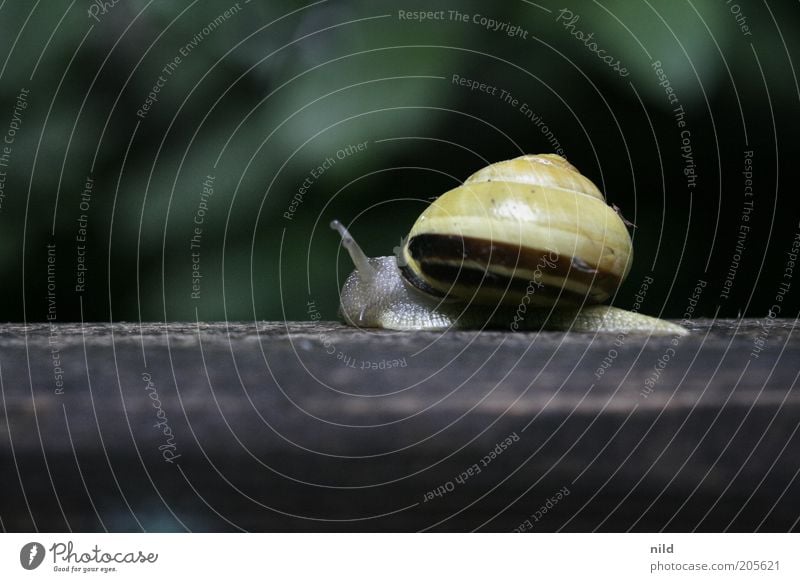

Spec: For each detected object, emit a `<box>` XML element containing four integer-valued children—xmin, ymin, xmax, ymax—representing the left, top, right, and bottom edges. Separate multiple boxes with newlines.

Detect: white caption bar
<box><xmin>1</xmin><ymin>533</ymin><xmax>796</xmax><ymax>580</ymax></box>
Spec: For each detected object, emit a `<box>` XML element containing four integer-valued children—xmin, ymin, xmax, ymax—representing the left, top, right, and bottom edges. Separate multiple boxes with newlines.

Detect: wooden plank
<box><xmin>0</xmin><ymin>320</ymin><xmax>798</xmax><ymax>532</ymax></box>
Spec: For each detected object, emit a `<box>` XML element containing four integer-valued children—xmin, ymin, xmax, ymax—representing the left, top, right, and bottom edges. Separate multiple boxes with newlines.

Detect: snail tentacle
<box><xmin>330</xmin><ymin>219</ymin><xmax>375</xmax><ymax>276</ymax></box>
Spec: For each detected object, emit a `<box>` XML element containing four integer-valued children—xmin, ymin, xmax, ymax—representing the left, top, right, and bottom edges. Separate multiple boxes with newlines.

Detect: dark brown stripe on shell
<box><xmin>415</xmin><ymin>262</ymin><xmax>591</xmax><ymax>304</ymax></box>
<box><xmin>406</xmin><ymin>233</ymin><xmax>619</xmax><ymax>293</ymax></box>
<box><xmin>399</xmin><ymin>263</ymin><xmax>446</xmax><ymax>298</ymax></box>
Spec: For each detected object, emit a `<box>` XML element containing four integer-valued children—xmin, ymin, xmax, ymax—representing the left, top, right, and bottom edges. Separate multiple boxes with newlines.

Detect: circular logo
<box><xmin>19</xmin><ymin>542</ymin><xmax>45</xmax><ymax>570</ymax></box>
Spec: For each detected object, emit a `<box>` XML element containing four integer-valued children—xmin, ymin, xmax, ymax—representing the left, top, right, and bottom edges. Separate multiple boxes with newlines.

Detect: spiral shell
<box><xmin>399</xmin><ymin>154</ymin><xmax>633</xmax><ymax>307</ymax></box>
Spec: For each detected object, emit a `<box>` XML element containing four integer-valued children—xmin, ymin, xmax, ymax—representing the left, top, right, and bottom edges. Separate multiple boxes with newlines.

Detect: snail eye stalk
<box><xmin>330</xmin><ymin>220</ymin><xmax>375</xmax><ymax>277</ymax></box>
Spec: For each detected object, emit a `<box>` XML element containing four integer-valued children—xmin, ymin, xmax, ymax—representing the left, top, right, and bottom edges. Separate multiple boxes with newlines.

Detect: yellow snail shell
<box><xmin>331</xmin><ymin>154</ymin><xmax>686</xmax><ymax>335</ymax></box>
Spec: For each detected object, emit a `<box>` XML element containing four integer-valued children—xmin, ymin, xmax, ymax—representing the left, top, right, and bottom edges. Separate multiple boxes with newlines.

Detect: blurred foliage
<box><xmin>0</xmin><ymin>0</ymin><xmax>798</xmax><ymax>322</ymax></box>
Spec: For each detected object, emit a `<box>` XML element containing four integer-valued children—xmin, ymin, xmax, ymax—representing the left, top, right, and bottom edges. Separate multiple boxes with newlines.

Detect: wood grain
<box><xmin>0</xmin><ymin>319</ymin><xmax>798</xmax><ymax>532</ymax></box>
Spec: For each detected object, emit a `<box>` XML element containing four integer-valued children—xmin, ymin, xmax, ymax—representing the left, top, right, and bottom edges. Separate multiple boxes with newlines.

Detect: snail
<box><xmin>330</xmin><ymin>154</ymin><xmax>687</xmax><ymax>335</ymax></box>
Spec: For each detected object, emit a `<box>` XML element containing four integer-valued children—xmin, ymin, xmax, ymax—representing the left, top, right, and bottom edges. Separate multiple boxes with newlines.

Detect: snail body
<box><xmin>331</xmin><ymin>154</ymin><xmax>687</xmax><ymax>335</ymax></box>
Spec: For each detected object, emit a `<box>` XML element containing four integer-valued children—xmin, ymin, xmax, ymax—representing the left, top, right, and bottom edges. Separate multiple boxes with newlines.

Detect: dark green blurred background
<box><xmin>0</xmin><ymin>0</ymin><xmax>797</xmax><ymax>323</ymax></box>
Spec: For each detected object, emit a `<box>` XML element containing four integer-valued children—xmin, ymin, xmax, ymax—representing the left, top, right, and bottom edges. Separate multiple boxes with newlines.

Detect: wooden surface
<box><xmin>1</xmin><ymin>319</ymin><xmax>798</xmax><ymax>532</ymax></box>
